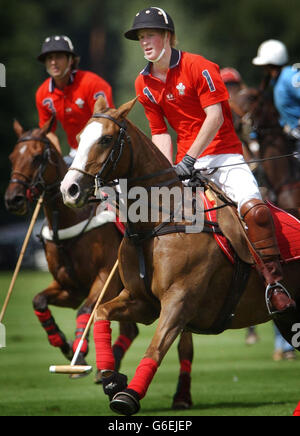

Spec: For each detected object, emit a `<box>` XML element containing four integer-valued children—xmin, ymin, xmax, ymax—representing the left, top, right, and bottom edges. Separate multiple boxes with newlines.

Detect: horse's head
<box><xmin>250</xmin><ymin>91</ymin><xmax>281</xmax><ymax>136</ymax></box>
<box><xmin>61</xmin><ymin>96</ymin><xmax>137</xmax><ymax>208</ymax></box>
<box><xmin>234</xmin><ymin>88</ymin><xmax>259</xmax><ymax>114</ymax></box>
<box><xmin>5</xmin><ymin>116</ymin><xmax>59</xmax><ymax>215</ymax></box>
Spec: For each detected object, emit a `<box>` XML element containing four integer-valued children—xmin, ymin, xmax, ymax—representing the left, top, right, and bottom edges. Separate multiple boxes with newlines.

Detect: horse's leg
<box><xmin>108</xmin><ymin>290</ymin><xmax>192</xmax><ymax>415</ymax></box>
<box><xmin>112</xmin><ymin>322</ymin><xmax>139</xmax><ymax>372</ymax></box>
<box><xmin>172</xmin><ymin>331</ymin><xmax>193</xmax><ymax>410</ymax></box>
<box><xmin>92</xmin><ymin>288</ymin><xmax>158</xmax><ymax>395</ymax></box>
<box><xmin>33</xmin><ymin>281</ymin><xmax>81</xmax><ymax>360</ymax></box>
<box><xmin>69</xmin><ymin>284</ymin><xmax>104</xmax><ymax>379</ymax></box>
<box><xmin>94</xmin><ymin>321</ymin><xmax>139</xmax><ymax>385</ymax></box>
<box><xmin>90</xmin><ymin>270</ymin><xmax>140</xmax><ymax>383</ymax></box>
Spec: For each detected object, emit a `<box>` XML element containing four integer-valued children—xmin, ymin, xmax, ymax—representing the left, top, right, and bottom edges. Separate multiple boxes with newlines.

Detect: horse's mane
<box><xmin>125</xmin><ymin>118</ymin><xmax>173</xmax><ymax>169</ymax></box>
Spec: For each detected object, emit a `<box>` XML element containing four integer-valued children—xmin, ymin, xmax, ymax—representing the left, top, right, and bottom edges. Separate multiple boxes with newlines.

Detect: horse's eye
<box><xmin>32</xmin><ymin>154</ymin><xmax>43</xmax><ymax>165</ymax></box>
<box><xmin>99</xmin><ymin>135</ymin><xmax>113</xmax><ymax>147</ymax></box>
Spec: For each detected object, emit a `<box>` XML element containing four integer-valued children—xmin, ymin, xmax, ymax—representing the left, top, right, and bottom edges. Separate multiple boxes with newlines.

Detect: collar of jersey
<box><xmin>140</xmin><ymin>48</ymin><xmax>182</xmax><ymax>76</ymax></box>
<box><xmin>48</xmin><ymin>70</ymin><xmax>77</xmax><ymax>93</ymax></box>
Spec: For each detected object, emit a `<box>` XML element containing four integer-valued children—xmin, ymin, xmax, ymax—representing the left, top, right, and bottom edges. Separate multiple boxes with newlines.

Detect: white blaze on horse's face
<box><xmin>19</xmin><ymin>145</ymin><xmax>27</xmax><ymax>155</ymax></box>
<box><xmin>60</xmin><ymin>121</ymin><xmax>103</xmax><ymax>206</ymax></box>
<box><xmin>74</xmin><ymin>121</ymin><xmax>103</xmax><ymax>171</ymax></box>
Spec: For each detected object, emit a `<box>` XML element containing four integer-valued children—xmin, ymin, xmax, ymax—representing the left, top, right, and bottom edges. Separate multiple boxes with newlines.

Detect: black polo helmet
<box><xmin>37</xmin><ymin>35</ymin><xmax>77</xmax><ymax>62</ymax></box>
<box><xmin>124</xmin><ymin>7</ymin><xmax>175</xmax><ymax>40</ymax></box>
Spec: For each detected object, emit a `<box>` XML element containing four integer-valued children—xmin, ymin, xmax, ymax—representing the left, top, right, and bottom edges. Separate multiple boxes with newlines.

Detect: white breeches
<box><xmin>194</xmin><ymin>153</ymin><xmax>262</xmax><ymax>214</ymax></box>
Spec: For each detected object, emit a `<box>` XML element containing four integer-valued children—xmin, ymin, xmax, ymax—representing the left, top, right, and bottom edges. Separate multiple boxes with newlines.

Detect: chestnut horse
<box><xmin>232</xmin><ymin>88</ymin><xmax>300</xmax><ymax>218</ymax></box>
<box><xmin>60</xmin><ymin>97</ymin><xmax>300</xmax><ymax>415</ymax></box>
<box><xmin>4</xmin><ymin>118</ymin><xmax>137</xmax><ymax>377</ymax></box>
<box><xmin>4</xmin><ymin>118</ymin><xmax>192</xmax><ymax>408</ymax></box>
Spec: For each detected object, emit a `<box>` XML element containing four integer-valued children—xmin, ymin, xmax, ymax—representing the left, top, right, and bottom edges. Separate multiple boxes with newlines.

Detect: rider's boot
<box><xmin>241</xmin><ymin>199</ymin><xmax>296</xmax><ymax>314</ymax></box>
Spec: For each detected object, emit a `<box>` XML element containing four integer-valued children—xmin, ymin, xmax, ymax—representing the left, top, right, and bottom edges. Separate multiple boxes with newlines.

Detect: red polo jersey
<box><xmin>36</xmin><ymin>70</ymin><xmax>114</xmax><ymax>149</ymax></box>
<box><xmin>135</xmin><ymin>49</ymin><xmax>243</xmax><ymax>163</ymax></box>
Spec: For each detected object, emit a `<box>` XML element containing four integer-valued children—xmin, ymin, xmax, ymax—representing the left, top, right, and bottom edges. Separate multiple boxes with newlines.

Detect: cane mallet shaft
<box><xmin>0</xmin><ymin>194</ymin><xmax>44</xmax><ymax>345</ymax></box>
<box><xmin>49</xmin><ymin>258</ymin><xmax>119</xmax><ymax>374</ymax></box>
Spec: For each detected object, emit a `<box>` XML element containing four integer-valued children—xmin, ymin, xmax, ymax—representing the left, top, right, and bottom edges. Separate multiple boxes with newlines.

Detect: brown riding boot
<box><xmin>241</xmin><ymin>199</ymin><xmax>296</xmax><ymax>314</ymax></box>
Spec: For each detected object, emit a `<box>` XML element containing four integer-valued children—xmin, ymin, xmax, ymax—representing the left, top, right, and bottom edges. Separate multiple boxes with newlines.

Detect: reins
<box><xmin>197</xmin><ymin>151</ymin><xmax>300</xmax><ymax>175</ymax></box>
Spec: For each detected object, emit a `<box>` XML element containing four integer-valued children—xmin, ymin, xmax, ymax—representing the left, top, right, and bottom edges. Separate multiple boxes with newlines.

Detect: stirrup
<box><xmin>265</xmin><ymin>282</ymin><xmax>293</xmax><ymax>316</ymax></box>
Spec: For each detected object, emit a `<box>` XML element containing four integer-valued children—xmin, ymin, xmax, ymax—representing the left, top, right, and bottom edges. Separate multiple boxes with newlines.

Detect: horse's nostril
<box><xmin>68</xmin><ymin>183</ymin><xmax>79</xmax><ymax>198</ymax></box>
<box><xmin>6</xmin><ymin>195</ymin><xmax>25</xmax><ymax>208</ymax></box>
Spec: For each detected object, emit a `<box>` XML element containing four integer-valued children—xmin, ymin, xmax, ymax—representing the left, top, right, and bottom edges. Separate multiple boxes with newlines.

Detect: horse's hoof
<box><xmin>172</xmin><ymin>400</ymin><xmax>192</xmax><ymax>410</ymax></box>
<box><xmin>172</xmin><ymin>373</ymin><xmax>192</xmax><ymax>410</ymax></box>
<box><xmin>110</xmin><ymin>389</ymin><xmax>140</xmax><ymax>416</ymax></box>
<box><xmin>102</xmin><ymin>372</ymin><xmax>128</xmax><ymax>400</ymax></box>
<box><xmin>94</xmin><ymin>370</ymin><xmax>103</xmax><ymax>384</ymax></box>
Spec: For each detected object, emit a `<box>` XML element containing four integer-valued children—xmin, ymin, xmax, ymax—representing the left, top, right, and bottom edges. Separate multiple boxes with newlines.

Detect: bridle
<box><xmin>9</xmin><ymin>134</ymin><xmax>59</xmax><ymax>201</ymax></box>
<box><xmin>69</xmin><ymin>113</ymin><xmax>181</xmax><ymax>195</ymax></box>
<box><xmin>93</xmin><ymin>113</ymin><xmax>133</xmax><ymax>186</ymax></box>
<box><xmin>69</xmin><ymin>113</ymin><xmax>134</xmax><ymax>191</ymax></box>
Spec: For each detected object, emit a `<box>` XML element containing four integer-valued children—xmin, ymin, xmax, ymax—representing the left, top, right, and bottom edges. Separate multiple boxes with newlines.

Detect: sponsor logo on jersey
<box><xmin>75</xmin><ymin>98</ymin><xmax>85</xmax><ymax>108</ymax></box>
<box><xmin>176</xmin><ymin>82</ymin><xmax>186</xmax><ymax>95</ymax></box>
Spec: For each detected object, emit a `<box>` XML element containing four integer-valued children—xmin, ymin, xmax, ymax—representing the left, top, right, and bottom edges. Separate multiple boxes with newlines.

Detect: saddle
<box><xmin>203</xmin><ymin>180</ymin><xmax>300</xmax><ymax>265</ymax></box>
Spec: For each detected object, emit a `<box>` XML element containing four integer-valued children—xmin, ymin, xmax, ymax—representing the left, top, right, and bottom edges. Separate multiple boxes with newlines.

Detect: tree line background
<box><xmin>0</xmin><ymin>0</ymin><xmax>299</xmax><ymax>225</ymax></box>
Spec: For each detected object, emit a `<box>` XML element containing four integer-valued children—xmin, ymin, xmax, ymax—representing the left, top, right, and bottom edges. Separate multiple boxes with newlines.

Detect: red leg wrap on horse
<box><xmin>34</xmin><ymin>309</ymin><xmax>52</xmax><ymax>323</ymax></box>
<box><xmin>128</xmin><ymin>358</ymin><xmax>158</xmax><ymax>399</ymax></box>
<box><xmin>47</xmin><ymin>333</ymin><xmax>65</xmax><ymax>347</ymax></box>
<box><xmin>113</xmin><ymin>335</ymin><xmax>132</xmax><ymax>353</ymax></box>
<box><xmin>93</xmin><ymin>320</ymin><xmax>115</xmax><ymax>371</ymax></box>
<box><xmin>34</xmin><ymin>309</ymin><xmax>65</xmax><ymax>347</ymax></box>
<box><xmin>72</xmin><ymin>313</ymin><xmax>90</xmax><ymax>354</ymax></box>
<box><xmin>180</xmin><ymin>359</ymin><xmax>192</xmax><ymax>374</ymax></box>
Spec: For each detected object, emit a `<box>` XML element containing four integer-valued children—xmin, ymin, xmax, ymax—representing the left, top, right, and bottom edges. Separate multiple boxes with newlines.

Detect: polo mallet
<box><xmin>0</xmin><ymin>194</ymin><xmax>44</xmax><ymax>348</ymax></box>
<box><xmin>49</xmin><ymin>258</ymin><xmax>119</xmax><ymax>375</ymax></box>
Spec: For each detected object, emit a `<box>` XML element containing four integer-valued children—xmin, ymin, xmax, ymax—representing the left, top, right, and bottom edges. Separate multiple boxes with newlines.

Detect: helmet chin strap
<box><xmin>144</xmin><ymin>32</ymin><xmax>168</xmax><ymax>63</ymax></box>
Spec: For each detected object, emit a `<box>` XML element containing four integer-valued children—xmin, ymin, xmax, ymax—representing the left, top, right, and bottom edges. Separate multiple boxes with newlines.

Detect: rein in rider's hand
<box><xmin>173</xmin><ymin>154</ymin><xmax>197</xmax><ymax>177</ymax></box>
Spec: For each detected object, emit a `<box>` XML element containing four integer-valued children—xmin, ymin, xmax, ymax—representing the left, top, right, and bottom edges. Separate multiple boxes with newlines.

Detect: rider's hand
<box><xmin>173</xmin><ymin>154</ymin><xmax>196</xmax><ymax>177</ymax></box>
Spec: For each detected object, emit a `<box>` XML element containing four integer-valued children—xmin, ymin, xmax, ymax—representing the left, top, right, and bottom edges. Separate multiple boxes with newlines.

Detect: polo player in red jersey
<box><xmin>124</xmin><ymin>7</ymin><xmax>295</xmax><ymax>316</ymax></box>
<box><xmin>35</xmin><ymin>35</ymin><xmax>114</xmax><ymax>165</ymax></box>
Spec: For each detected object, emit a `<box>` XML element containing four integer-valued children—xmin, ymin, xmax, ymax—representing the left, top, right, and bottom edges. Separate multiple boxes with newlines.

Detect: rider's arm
<box><xmin>152</xmin><ymin>133</ymin><xmax>173</xmax><ymax>163</ymax></box>
<box><xmin>186</xmin><ymin>103</ymin><xmax>224</xmax><ymax>159</ymax></box>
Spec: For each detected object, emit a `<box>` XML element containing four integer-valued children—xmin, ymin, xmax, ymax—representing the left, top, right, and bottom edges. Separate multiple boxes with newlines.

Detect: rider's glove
<box><xmin>173</xmin><ymin>154</ymin><xmax>196</xmax><ymax>178</ymax></box>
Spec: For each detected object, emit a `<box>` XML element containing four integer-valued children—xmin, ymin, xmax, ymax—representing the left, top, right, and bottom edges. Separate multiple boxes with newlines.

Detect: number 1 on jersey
<box><xmin>202</xmin><ymin>69</ymin><xmax>216</xmax><ymax>92</ymax></box>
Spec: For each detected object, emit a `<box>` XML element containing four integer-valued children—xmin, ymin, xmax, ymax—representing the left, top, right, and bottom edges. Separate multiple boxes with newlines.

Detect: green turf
<box><xmin>0</xmin><ymin>270</ymin><xmax>299</xmax><ymax>416</ymax></box>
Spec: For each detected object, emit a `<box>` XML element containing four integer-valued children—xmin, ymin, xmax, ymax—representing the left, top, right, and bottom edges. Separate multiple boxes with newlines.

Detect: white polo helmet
<box><xmin>252</xmin><ymin>40</ymin><xmax>288</xmax><ymax>66</ymax></box>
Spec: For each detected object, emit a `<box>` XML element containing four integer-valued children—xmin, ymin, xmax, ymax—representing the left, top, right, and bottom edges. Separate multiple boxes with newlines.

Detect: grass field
<box><xmin>0</xmin><ymin>270</ymin><xmax>299</xmax><ymax>417</ymax></box>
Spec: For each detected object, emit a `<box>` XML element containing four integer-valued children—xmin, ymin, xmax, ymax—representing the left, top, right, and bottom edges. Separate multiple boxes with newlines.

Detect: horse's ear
<box><xmin>93</xmin><ymin>96</ymin><xmax>108</xmax><ymax>114</ymax></box>
<box><xmin>118</xmin><ymin>97</ymin><xmax>138</xmax><ymax>119</ymax></box>
<box><xmin>13</xmin><ymin>119</ymin><xmax>24</xmax><ymax>138</ymax></box>
<box><xmin>40</xmin><ymin>115</ymin><xmax>55</xmax><ymax>136</ymax></box>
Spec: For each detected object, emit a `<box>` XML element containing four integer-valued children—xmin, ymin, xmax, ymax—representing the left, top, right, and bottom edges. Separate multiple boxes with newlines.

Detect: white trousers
<box><xmin>194</xmin><ymin>154</ymin><xmax>262</xmax><ymax>214</ymax></box>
